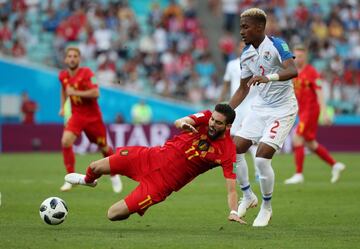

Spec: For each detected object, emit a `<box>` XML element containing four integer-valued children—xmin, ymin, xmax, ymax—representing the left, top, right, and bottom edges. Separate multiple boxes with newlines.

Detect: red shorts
<box><xmin>109</xmin><ymin>146</ymin><xmax>173</xmax><ymax>216</ymax></box>
<box><xmin>65</xmin><ymin>114</ymin><xmax>107</xmax><ymax>147</ymax></box>
<box><xmin>295</xmin><ymin>112</ymin><xmax>319</xmax><ymax>141</ymax></box>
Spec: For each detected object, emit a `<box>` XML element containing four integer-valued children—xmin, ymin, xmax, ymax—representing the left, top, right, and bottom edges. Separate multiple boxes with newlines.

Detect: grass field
<box><xmin>0</xmin><ymin>152</ymin><xmax>359</xmax><ymax>249</ymax></box>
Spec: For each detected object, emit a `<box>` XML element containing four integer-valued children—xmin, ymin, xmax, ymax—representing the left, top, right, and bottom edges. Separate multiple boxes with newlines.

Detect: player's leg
<box><xmin>234</xmin><ymin>112</ymin><xmax>263</xmax><ymax>218</ymax></box>
<box><xmin>248</xmin><ymin>144</ymin><xmax>259</xmax><ymax>181</ymax></box>
<box><xmin>108</xmin><ymin>176</ymin><xmax>169</xmax><ymax>221</ymax></box>
<box><xmin>233</xmin><ymin>136</ymin><xmax>258</xmax><ymax>218</ymax></box>
<box><xmin>65</xmin><ymin>157</ymin><xmax>110</xmax><ymax>187</ymax></box>
<box><xmin>253</xmin><ymin>112</ymin><xmax>296</xmax><ymax>227</ymax></box>
<box><xmin>107</xmin><ymin>199</ymin><xmax>131</xmax><ymax>221</ymax></box>
<box><xmin>305</xmin><ymin>140</ymin><xmax>345</xmax><ymax>183</ymax></box>
<box><xmin>100</xmin><ymin>145</ymin><xmax>123</xmax><ymax>193</ymax></box>
<box><xmin>60</xmin><ymin>130</ymin><xmax>78</xmax><ymax>191</ymax></box>
<box><xmin>252</xmin><ymin>143</ymin><xmax>275</xmax><ymax>227</ymax></box>
<box><xmin>284</xmin><ymin>131</ymin><xmax>305</xmax><ymax>184</ymax></box>
<box><xmin>85</xmin><ymin>119</ymin><xmax>123</xmax><ymax>193</ymax></box>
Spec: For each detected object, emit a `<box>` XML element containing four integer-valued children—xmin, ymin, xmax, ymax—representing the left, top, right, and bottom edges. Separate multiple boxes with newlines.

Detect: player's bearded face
<box><xmin>208</xmin><ymin>112</ymin><xmax>227</xmax><ymax>140</ymax></box>
<box><xmin>65</xmin><ymin>51</ymin><xmax>80</xmax><ymax>70</ymax></box>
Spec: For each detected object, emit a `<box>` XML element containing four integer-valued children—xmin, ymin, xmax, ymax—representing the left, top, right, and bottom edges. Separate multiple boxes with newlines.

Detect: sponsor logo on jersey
<box><xmin>120</xmin><ymin>149</ymin><xmax>129</xmax><ymax>156</ymax></box>
<box><xmin>281</xmin><ymin>42</ymin><xmax>290</xmax><ymax>52</ymax></box>
<box><xmin>198</xmin><ymin>140</ymin><xmax>210</xmax><ymax>151</ymax></box>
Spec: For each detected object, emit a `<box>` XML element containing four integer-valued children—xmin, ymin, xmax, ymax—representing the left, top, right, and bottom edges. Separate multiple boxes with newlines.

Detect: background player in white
<box><xmin>229</xmin><ymin>8</ymin><xmax>298</xmax><ymax>227</ymax></box>
<box><xmin>218</xmin><ymin>40</ymin><xmax>258</xmax><ymax>180</ymax></box>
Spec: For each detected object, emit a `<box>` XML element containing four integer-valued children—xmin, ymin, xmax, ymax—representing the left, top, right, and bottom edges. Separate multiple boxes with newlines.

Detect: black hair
<box><xmin>214</xmin><ymin>103</ymin><xmax>236</xmax><ymax>125</ymax></box>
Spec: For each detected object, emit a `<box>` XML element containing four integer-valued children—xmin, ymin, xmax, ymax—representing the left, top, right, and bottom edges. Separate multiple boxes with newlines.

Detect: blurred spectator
<box><xmin>221</xmin><ymin>0</ymin><xmax>239</xmax><ymax>31</ymax></box>
<box><xmin>1</xmin><ymin>0</ymin><xmax>360</xmax><ymax>114</ymax></box>
<box><xmin>131</xmin><ymin>99</ymin><xmax>152</xmax><ymax>124</ymax></box>
<box><xmin>218</xmin><ymin>30</ymin><xmax>236</xmax><ymax>63</ymax></box>
<box><xmin>21</xmin><ymin>92</ymin><xmax>38</xmax><ymax>124</ymax></box>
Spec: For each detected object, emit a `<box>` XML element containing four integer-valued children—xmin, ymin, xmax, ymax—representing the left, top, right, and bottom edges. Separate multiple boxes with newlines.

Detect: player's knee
<box><xmin>89</xmin><ymin>161</ymin><xmax>102</xmax><ymax>174</ymax></box>
<box><xmin>61</xmin><ymin>139</ymin><xmax>72</xmax><ymax>148</ymax></box>
<box><xmin>107</xmin><ymin>207</ymin><xmax>130</xmax><ymax>221</ymax></box>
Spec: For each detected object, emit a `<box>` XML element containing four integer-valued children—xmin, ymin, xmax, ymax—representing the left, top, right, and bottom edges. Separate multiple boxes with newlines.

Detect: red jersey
<box><xmin>59</xmin><ymin>67</ymin><xmax>101</xmax><ymax>116</ymax></box>
<box><xmin>293</xmin><ymin>64</ymin><xmax>321</xmax><ymax>116</ymax></box>
<box><xmin>21</xmin><ymin>100</ymin><xmax>37</xmax><ymax>124</ymax></box>
<box><xmin>161</xmin><ymin>110</ymin><xmax>236</xmax><ymax>191</ymax></box>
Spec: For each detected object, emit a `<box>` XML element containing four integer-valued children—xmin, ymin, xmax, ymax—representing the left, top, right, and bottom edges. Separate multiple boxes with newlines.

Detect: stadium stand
<box><xmin>0</xmin><ymin>0</ymin><xmax>359</xmax><ymax>114</ymax></box>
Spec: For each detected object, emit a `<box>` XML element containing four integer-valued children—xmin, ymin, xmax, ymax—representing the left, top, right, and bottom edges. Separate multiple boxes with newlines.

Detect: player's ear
<box><xmin>226</xmin><ymin>123</ymin><xmax>232</xmax><ymax>130</ymax></box>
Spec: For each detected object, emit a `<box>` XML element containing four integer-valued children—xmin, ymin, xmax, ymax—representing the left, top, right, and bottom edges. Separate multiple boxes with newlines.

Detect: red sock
<box><xmin>62</xmin><ymin>146</ymin><xmax>75</xmax><ymax>173</ymax></box>
<box><xmin>85</xmin><ymin>167</ymin><xmax>101</xmax><ymax>183</ymax></box>
<box><xmin>102</xmin><ymin>147</ymin><xmax>116</xmax><ymax>176</ymax></box>
<box><xmin>315</xmin><ymin>144</ymin><xmax>336</xmax><ymax>166</ymax></box>
<box><xmin>294</xmin><ymin>146</ymin><xmax>305</xmax><ymax>173</ymax></box>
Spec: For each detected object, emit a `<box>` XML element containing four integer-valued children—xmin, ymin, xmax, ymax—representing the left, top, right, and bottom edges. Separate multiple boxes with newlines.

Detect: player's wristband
<box><xmin>265</xmin><ymin>73</ymin><xmax>279</xmax><ymax>81</ymax></box>
<box><xmin>230</xmin><ymin>210</ymin><xmax>238</xmax><ymax>216</ymax></box>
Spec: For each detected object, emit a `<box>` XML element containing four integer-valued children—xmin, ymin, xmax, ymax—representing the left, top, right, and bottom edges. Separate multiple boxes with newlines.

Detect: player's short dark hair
<box><xmin>214</xmin><ymin>103</ymin><xmax>236</xmax><ymax>125</ymax></box>
<box><xmin>241</xmin><ymin>8</ymin><xmax>267</xmax><ymax>27</ymax></box>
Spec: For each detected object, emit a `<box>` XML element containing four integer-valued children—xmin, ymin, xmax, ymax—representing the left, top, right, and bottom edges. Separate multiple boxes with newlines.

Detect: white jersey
<box><xmin>240</xmin><ymin>35</ymin><xmax>298</xmax><ymax>115</ymax></box>
<box><xmin>223</xmin><ymin>58</ymin><xmax>256</xmax><ymax>135</ymax></box>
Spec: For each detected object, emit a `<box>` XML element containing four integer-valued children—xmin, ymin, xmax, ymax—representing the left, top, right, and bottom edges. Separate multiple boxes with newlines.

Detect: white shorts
<box><xmin>235</xmin><ymin>111</ymin><xmax>297</xmax><ymax>150</ymax></box>
<box><xmin>230</xmin><ymin>102</ymin><xmax>252</xmax><ymax>136</ymax></box>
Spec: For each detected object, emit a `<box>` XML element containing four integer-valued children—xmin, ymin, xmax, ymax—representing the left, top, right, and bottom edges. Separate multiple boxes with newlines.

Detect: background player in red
<box><xmin>65</xmin><ymin>104</ymin><xmax>246</xmax><ymax>224</ymax></box>
<box><xmin>284</xmin><ymin>45</ymin><xmax>345</xmax><ymax>184</ymax></box>
<box><xmin>58</xmin><ymin>46</ymin><xmax>122</xmax><ymax>192</ymax></box>
<box><xmin>21</xmin><ymin>91</ymin><xmax>38</xmax><ymax>124</ymax></box>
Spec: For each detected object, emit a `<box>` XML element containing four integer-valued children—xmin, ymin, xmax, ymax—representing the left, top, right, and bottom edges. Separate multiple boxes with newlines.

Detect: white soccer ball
<box><xmin>39</xmin><ymin>197</ymin><xmax>68</xmax><ymax>225</ymax></box>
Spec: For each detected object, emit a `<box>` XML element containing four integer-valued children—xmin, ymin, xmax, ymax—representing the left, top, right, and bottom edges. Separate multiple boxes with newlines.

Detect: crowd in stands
<box><xmin>0</xmin><ymin>0</ymin><xmax>359</xmax><ymax>114</ymax></box>
<box><xmin>213</xmin><ymin>0</ymin><xmax>360</xmax><ymax>115</ymax></box>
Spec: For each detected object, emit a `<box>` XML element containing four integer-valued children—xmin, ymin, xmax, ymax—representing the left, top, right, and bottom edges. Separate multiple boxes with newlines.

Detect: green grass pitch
<box><xmin>0</xmin><ymin>152</ymin><xmax>359</xmax><ymax>249</ymax></box>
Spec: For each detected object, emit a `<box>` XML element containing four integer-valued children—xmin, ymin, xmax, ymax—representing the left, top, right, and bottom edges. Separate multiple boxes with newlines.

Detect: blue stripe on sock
<box><xmin>241</xmin><ymin>185</ymin><xmax>250</xmax><ymax>191</ymax></box>
<box><xmin>263</xmin><ymin>196</ymin><xmax>272</xmax><ymax>201</ymax></box>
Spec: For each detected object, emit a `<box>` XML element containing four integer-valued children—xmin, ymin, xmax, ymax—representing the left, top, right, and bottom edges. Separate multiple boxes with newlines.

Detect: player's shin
<box><xmin>236</xmin><ymin>154</ymin><xmax>252</xmax><ymax>198</ymax></box>
<box><xmin>62</xmin><ymin>146</ymin><xmax>75</xmax><ymax>173</ymax></box>
<box><xmin>294</xmin><ymin>145</ymin><xmax>305</xmax><ymax>173</ymax></box>
<box><xmin>255</xmin><ymin>157</ymin><xmax>274</xmax><ymax>210</ymax></box>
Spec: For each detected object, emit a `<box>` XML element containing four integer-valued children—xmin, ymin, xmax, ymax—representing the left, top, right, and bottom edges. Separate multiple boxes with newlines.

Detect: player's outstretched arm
<box><xmin>66</xmin><ymin>86</ymin><xmax>99</xmax><ymax>98</ymax></box>
<box><xmin>226</xmin><ymin>178</ymin><xmax>246</xmax><ymax>224</ymax></box>
<box><xmin>229</xmin><ymin>76</ymin><xmax>251</xmax><ymax>109</ymax></box>
<box><xmin>174</xmin><ymin>116</ymin><xmax>198</xmax><ymax>133</ymax></box>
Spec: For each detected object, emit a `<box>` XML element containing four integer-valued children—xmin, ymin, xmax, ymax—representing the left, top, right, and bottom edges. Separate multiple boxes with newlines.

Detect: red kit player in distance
<box><xmin>58</xmin><ymin>46</ymin><xmax>122</xmax><ymax>193</ymax></box>
<box><xmin>284</xmin><ymin>45</ymin><xmax>345</xmax><ymax>184</ymax></box>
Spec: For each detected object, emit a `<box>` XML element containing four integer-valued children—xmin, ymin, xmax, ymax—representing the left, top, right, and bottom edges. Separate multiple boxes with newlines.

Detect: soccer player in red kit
<box><xmin>284</xmin><ymin>45</ymin><xmax>345</xmax><ymax>184</ymax></box>
<box><xmin>58</xmin><ymin>46</ymin><xmax>122</xmax><ymax>193</ymax></box>
<box><xmin>65</xmin><ymin>104</ymin><xmax>246</xmax><ymax>224</ymax></box>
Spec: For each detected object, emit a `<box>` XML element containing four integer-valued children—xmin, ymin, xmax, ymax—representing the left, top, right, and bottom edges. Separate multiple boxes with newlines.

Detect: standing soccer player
<box><xmin>65</xmin><ymin>104</ymin><xmax>245</xmax><ymax>224</ymax></box>
<box><xmin>284</xmin><ymin>45</ymin><xmax>345</xmax><ymax>184</ymax></box>
<box><xmin>219</xmin><ymin>40</ymin><xmax>258</xmax><ymax>180</ymax></box>
<box><xmin>229</xmin><ymin>8</ymin><xmax>298</xmax><ymax>226</ymax></box>
<box><xmin>58</xmin><ymin>46</ymin><xmax>122</xmax><ymax>193</ymax></box>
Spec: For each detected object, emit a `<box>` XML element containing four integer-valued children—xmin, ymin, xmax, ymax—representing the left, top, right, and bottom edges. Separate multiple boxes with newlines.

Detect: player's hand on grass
<box><xmin>228</xmin><ymin>212</ymin><xmax>247</xmax><ymax>224</ymax></box>
<box><xmin>247</xmin><ymin>76</ymin><xmax>269</xmax><ymax>87</ymax></box>
<box><xmin>181</xmin><ymin>122</ymin><xmax>198</xmax><ymax>133</ymax></box>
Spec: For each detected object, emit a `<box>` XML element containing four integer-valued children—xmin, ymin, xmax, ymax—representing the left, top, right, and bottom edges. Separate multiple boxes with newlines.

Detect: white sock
<box><xmin>255</xmin><ymin>157</ymin><xmax>274</xmax><ymax>210</ymax></box>
<box><xmin>248</xmin><ymin>145</ymin><xmax>258</xmax><ymax>177</ymax></box>
<box><xmin>236</xmin><ymin>154</ymin><xmax>252</xmax><ymax>199</ymax></box>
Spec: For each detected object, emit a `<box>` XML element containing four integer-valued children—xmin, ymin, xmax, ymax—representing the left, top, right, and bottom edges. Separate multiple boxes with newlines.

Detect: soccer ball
<box><xmin>39</xmin><ymin>197</ymin><xmax>68</xmax><ymax>225</ymax></box>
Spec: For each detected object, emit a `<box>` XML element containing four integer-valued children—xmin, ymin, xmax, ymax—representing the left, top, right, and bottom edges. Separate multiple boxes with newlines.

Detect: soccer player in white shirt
<box><xmin>219</xmin><ymin>41</ymin><xmax>258</xmax><ymax>179</ymax></box>
<box><xmin>229</xmin><ymin>8</ymin><xmax>298</xmax><ymax>227</ymax></box>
